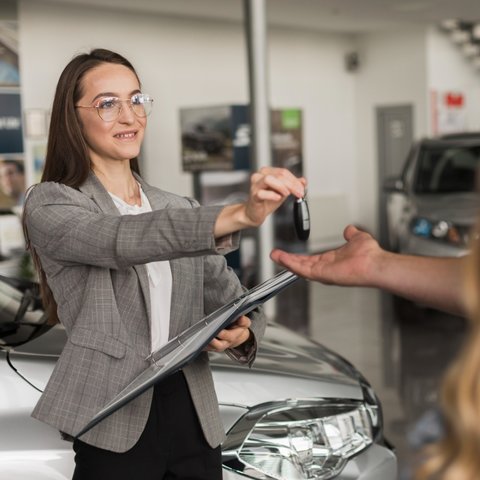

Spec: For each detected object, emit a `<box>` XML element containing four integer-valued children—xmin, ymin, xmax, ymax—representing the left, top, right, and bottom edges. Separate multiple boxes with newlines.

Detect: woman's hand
<box><xmin>214</xmin><ymin>167</ymin><xmax>306</xmax><ymax>238</ymax></box>
<box><xmin>205</xmin><ymin>315</ymin><xmax>252</xmax><ymax>352</ymax></box>
<box><xmin>243</xmin><ymin>167</ymin><xmax>306</xmax><ymax>227</ymax></box>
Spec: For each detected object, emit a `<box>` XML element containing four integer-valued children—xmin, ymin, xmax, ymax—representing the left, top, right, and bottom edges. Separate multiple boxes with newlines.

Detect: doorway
<box><xmin>376</xmin><ymin>104</ymin><xmax>414</xmax><ymax>248</ymax></box>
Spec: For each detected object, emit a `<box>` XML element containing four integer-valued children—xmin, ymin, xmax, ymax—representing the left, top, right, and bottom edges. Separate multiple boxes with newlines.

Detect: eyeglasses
<box><xmin>75</xmin><ymin>93</ymin><xmax>153</xmax><ymax>122</ymax></box>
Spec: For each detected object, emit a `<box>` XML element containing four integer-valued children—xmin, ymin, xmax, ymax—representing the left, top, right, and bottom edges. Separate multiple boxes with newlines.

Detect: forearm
<box><xmin>214</xmin><ymin>204</ymin><xmax>255</xmax><ymax>238</ymax></box>
<box><xmin>371</xmin><ymin>252</ymin><xmax>466</xmax><ymax>315</ymax></box>
<box><xmin>213</xmin><ymin>168</ymin><xmax>306</xmax><ymax>238</ymax></box>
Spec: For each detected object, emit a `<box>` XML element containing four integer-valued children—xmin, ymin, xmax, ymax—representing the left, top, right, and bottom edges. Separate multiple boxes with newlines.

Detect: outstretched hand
<box><xmin>270</xmin><ymin>225</ymin><xmax>384</xmax><ymax>287</ymax></box>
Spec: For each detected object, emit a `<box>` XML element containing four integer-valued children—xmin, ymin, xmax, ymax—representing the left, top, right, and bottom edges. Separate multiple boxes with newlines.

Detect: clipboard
<box><xmin>75</xmin><ymin>269</ymin><xmax>298</xmax><ymax>438</ymax></box>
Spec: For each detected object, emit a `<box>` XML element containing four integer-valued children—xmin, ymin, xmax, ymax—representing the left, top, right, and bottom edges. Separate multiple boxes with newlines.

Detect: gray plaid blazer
<box><xmin>24</xmin><ymin>172</ymin><xmax>266</xmax><ymax>453</ymax></box>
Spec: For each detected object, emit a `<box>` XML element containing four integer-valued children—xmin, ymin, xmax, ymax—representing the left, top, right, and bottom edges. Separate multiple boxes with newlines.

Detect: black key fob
<box><xmin>294</xmin><ymin>195</ymin><xmax>310</xmax><ymax>241</ymax></box>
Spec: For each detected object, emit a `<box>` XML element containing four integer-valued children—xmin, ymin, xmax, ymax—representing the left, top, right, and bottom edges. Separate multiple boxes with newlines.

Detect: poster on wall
<box><xmin>0</xmin><ymin>21</ymin><xmax>28</xmax><ymax>273</ymax></box>
<box><xmin>0</xmin><ymin>92</ymin><xmax>23</xmax><ymax>154</ymax></box>
<box><xmin>0</xmin><ymin>22</ymin><xmax>22</xmax><ymax>157</ymax></box>
<box><xmin>0</xmin><ymin>22</ymin><xmax>20</xmax><ymax>86</ymax></box>
<box><xmin>0</xmin><ymin>20</ymin><xmax>24</xmax><ymax>211</ymax></box>
<box><xmin>180</xmin><ymin>106</ymin><xmax>234</xmax><ymax>171</ymax></box>
<box><xmin>431</xmin><ymin>90</ymin><xmax>467</xmax><ymax>135</ymax></box>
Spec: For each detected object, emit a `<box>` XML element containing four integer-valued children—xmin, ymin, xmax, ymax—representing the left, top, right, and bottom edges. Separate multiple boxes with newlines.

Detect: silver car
<box><xmin>384</xmin><ymin>133</ymin><xmax>480</xmax><ymax>256</ymax></box>
<box><xmin>0</xmin><ymin>274</ymin><xmax>396</xmax><ymax>479</ymax></box>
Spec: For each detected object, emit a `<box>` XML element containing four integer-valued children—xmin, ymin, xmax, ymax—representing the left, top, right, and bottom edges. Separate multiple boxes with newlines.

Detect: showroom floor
<box><xmin>276</xmin><ymin>279</ymin><xmax>467</xmax><ymax>476</ymax></box>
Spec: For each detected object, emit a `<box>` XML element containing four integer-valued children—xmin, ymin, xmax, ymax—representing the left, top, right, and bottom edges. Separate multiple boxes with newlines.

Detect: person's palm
<box><xmin>270</xmin><ymin>225</ymin><xmax>381</xmax><ymax>286</ymax></box>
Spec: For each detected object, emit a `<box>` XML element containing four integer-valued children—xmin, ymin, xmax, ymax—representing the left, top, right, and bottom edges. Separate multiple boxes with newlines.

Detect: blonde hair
<box><xmin>415</xmin><ymin>221</ymin><xmax>480</xmax><ymax>480</ymax></box>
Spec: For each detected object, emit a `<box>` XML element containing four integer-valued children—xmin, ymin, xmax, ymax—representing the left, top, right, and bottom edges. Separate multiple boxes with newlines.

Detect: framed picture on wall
<box><xmin>0</xmin><ymin>22</ymin><xmax>20</xmax><ymax>86</ymax></box>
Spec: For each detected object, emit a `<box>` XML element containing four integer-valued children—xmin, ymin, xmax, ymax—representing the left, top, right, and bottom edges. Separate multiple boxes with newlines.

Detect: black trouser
<box><xmin>72</xmin><ymin>371</ymin><xmax>222</xmax><ymax>480</ymax></box>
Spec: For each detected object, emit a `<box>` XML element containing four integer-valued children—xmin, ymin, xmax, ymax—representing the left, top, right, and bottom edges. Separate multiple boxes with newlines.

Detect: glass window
<box><xmin>414</xmin><ymin>145</ymin><xmax>480</xmax><ymax>193</ymax></box>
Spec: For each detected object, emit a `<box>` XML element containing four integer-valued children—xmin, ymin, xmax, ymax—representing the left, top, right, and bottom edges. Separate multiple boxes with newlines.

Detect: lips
<box><xmin>114</xmin><ymin>131</ymin><xmax>137</xmax><ymax>139</ymax></box>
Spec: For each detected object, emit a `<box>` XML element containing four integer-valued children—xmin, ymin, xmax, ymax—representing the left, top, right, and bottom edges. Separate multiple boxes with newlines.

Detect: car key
<box><xmin>293</xmin><ymin>191</ymin><xmax>310</xmax><ymax>241</ymax></box>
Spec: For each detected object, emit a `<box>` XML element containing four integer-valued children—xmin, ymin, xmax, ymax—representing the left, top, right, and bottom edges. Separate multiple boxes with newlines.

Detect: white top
<box><xmin>109</xmin><ymin>186</ymin><xmax>172</xmax><ymax>352</ymax></box>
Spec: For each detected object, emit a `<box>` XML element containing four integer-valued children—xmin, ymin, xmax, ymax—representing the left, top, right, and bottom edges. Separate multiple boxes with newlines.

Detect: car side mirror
<box><xmin>383</xmin><ymin>177</ymin><xmax>405</xmax><ymax>193</ymax></box>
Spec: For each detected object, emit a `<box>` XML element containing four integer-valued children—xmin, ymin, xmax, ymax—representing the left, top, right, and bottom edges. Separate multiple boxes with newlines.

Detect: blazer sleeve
<box><xmin>25</xmin><ymin>182</ymin><xmax>238</xmax><ymax>269</ymax></box>
<box><xmin>197</xmin><ymin>191</ymin><xmax>266</xmax><ymax>367</ymax></box>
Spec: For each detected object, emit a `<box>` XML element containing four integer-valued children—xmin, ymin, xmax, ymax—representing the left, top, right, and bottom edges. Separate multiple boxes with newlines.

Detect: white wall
<box><xmin>353</xmin><ymin>28</ymin><xmax>429</xmax><ymax>233</ymax></box>
<box><xmin>268</xmin><ymin>27</ymin><xmax>357</xmax><ymax>248</ymax></box>
<box><xmin>426</xmin><ymin>26</ymin><xmax>480</xmax><ymax>133</ymax></box>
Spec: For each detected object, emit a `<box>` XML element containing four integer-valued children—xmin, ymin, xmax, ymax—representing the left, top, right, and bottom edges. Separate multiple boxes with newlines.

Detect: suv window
<box><xmin>402</xmin><ymin>145</ymin><xmax>417</xmax><ymax>189</ymax></box>
<box><xmin>414</xmin><ymin>145</ymin><xmax>480</xmax><ymax>193</ymax></box>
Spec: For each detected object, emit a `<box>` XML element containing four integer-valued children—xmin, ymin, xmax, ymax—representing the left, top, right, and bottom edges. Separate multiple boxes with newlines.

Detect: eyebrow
<box><xmin>91</xmin><ymin>89</ymin><xmax>141</xmax><ymax>102</ymax></box>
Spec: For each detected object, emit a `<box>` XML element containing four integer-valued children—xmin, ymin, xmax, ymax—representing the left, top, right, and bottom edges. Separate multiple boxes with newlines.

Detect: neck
<box><xmin>92</xmin><ymin>161</ymin><xmax>141</xmax><ymax>206</ymax></box>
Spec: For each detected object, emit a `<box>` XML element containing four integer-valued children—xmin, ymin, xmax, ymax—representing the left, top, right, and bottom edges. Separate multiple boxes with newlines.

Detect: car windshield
<box><xmin>414</xmin><ymin>144</ymin><xmax>480</xmax><ymax>194</ymax></box>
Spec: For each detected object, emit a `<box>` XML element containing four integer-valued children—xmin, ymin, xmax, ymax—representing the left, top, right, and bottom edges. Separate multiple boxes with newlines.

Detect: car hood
<box><xmin>7</xmin><ymin>321</ymin><xmax>365</xmax><ymax>407</ymax></box>
<box><xmin>210</xmin><ymin>322</ymin><xmax>364</xmax><ymax>408</ymax></box>
<box><xmin>413</xmin><ymin>192</ymin><xmax>479</xmax><ymax>224</ymax></box>
<box><xmin>213</xmin><ymin>322</ymin><xmax>361</xmax><ymax>382</ymax></box>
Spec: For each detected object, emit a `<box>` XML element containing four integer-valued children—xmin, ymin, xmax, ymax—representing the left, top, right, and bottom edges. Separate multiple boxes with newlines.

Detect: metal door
<box><xmin>376</xmin><ymin>105</ymin><xmax>414</xmax><ymax>248</ymax></box>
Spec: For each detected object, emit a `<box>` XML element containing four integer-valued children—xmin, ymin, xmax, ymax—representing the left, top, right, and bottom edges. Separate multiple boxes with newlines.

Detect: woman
<box><xmin>23</xmin><ymin>48</ymin><xmax>306</xmax><ymax>480</ymax></box>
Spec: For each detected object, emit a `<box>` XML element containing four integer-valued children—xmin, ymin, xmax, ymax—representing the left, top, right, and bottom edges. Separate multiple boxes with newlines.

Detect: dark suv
<box><xmin>383</xmin><ymin>133</ymin><xmax>480</xmax><ymax>256</ymax></box>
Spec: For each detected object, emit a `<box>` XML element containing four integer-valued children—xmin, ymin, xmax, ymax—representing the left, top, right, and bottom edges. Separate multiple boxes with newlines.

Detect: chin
<box><xmin>117</xmin><ymin>147</ymin><xmax>141</xmax><ymax>160</ymax></box>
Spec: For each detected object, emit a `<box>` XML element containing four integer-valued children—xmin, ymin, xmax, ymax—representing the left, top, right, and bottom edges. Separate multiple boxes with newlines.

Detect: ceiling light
<box><xmin>441</xmin><ymin>19</ymin><xmax>460</xmax><ymax>31</ymax></box>
<box><xmin>473</xmin><ymin>24</ymin><xmax>480</xmax><ymax>40</ymax></box>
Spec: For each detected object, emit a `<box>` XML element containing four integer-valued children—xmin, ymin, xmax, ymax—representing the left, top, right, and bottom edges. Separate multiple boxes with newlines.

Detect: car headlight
<box><xmin>222</xmin><ymin>399</ymin><xmax>379</xmax><ymax>480</ymax></box>
<box><xmin>411</xmin><ymin>217</ymin><xmax>470</xmax><ymax>247</ymax></box>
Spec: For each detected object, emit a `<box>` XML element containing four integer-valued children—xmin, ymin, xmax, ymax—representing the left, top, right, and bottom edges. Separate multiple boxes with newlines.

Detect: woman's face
<box><xmin>76</xmin><ymin>62</ymin><xmax>146</xmax><ymax>167</ymax></box>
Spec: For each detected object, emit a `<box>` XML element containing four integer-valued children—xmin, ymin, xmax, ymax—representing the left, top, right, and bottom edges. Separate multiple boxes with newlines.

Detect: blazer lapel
<box><xmin>78</xmin><ymin>171</ymin><xmax>121</xmax><ymax>216</ymax></box>
<box><xmin>78</xmin><ymin>172</ymin><xmax>153</xmax><ymax>342</ymax></box>
<box><xmin>134</xmin><ymin>174</ymin><xmax>184</xmax><ymax>340</ymax></box>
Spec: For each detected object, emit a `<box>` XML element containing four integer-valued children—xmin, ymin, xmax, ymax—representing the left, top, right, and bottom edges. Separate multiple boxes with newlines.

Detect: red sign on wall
<box><xmin>431</xmin><ymin>89</ymin><xmax>467</xmax><ymax>135</ymax></box>
<box><xmin>444</xmin><ymin>92</ymin><xmax>464</xmax><ymax>108</ymax></box>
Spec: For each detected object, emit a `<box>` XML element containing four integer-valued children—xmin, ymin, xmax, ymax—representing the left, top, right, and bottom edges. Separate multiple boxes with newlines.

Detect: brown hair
<box><xmin>24</xmin><ymin>48</ymin><xmax>141</xmax><ymax>324</ymax></box>
<box><xmin>415</xmin><ymin>224</ymin><xmax>480</xmax><ymax>480</ymax></box>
